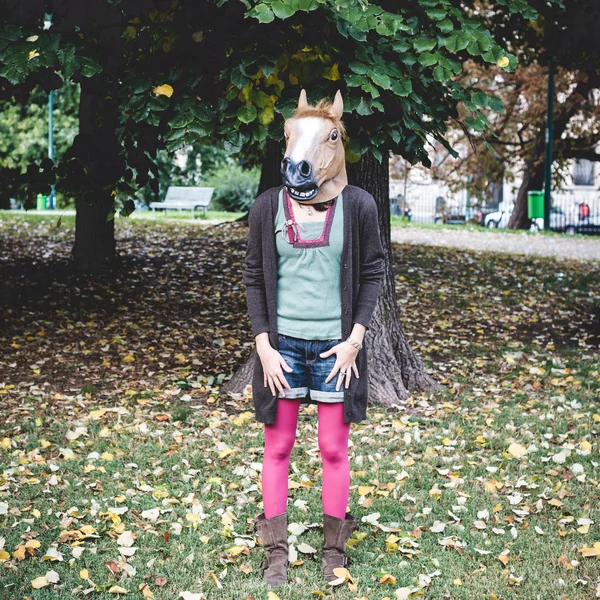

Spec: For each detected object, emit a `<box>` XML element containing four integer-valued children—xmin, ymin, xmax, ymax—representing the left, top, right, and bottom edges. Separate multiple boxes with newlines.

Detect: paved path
<box><xmin>391</xmin><ymin>226</ymin><xmax>600</xmax><ymax>262</ymax></box>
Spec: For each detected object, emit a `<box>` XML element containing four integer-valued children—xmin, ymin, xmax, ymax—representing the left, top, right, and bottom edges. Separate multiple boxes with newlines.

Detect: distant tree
<box><xmin>0</xmin><ymin>82</ymin><xmax>79</xmax><ymax>208</ymax></box>
<box><xmin>429</xmin><ymin>59</ymin><xmax>600</xmax><ymax>215</ymax></box>
<box><xmin>461</xmin><ymin>0</ymin><xmax>600</xmax><ymax>229</ymax></box>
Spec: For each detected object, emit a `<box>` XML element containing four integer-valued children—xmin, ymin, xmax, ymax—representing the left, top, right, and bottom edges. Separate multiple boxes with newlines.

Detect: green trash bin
<box><xmin>527</xmin><ymin>190</ymin><xmax>544</xmax><ymax>219</ymax></box>
<box><xmin>36</xmin><ymin>194</ymin><xmax>47</xmax><ymax>210</ymax></box>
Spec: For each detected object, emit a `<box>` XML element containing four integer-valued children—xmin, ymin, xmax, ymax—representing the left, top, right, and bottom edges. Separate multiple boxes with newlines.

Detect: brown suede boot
<box><xmin>321</xmin><ymin>512</ymin><xmax>359</xmax><ymax>583</ymax></box>
<box><xmin>253</xmin><ymin>512</ymin><xmax>289</xmax><ymax>587</ymax></box>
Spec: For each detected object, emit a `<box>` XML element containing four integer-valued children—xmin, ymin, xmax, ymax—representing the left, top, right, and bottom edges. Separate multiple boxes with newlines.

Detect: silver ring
<box><xmin>340</xmin><ymin>370</ymin><xmax>347</xmax><ymax>376</ymax></box>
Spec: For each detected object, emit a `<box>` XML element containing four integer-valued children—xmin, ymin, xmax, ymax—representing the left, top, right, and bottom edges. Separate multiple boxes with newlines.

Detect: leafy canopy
<box><xmin>0</xmin><ymin>0</ymin><xmax>554</xmax><ymax>203</ymax></box>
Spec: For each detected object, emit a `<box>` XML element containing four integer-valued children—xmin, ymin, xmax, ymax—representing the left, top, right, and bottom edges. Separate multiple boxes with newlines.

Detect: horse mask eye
<box><xmin>330</xmin><ymin>130</ymin><xmax>338</xmax><ymax>141</ymax></box>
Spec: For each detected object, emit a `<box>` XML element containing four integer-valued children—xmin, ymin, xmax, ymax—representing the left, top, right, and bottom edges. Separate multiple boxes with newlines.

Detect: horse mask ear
<box><xmin>331</xmin><ymin>90</ymin><xmax>343</xmax><ymax>119</ymax></box>
<box><xmin>297</xmin><ymin>89</ymin><xmax>308</xmax><ymax>110</ymax></box>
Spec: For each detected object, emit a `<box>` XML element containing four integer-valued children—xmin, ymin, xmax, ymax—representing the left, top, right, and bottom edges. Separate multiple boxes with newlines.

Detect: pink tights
<box><xmin>262</xmin><ymin>399</ymin><xmax>351</xmax><ymax>519</ymax></box>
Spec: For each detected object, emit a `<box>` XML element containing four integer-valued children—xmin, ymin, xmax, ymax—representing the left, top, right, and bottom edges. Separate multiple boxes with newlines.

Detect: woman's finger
<box><xmin>335</xmin><ymin>367</ymin><xmax>347</xmax><ymax>392</ymax></box>
<box><xmin>277</xmin><ymin>371</ymin><xmax>291</xmax><ymax>391</ymax></box>
<box><xmin>267</xmin><ymin>375</ymin><xmax>276</xmax><ymax>396</ymax></box>
<box><xmin>279</xmin><ymin>357</ymin><xmax>294</xmax><ymax>373</ymax></box>
<box><xmin>319</xmin><ymin>347</ymin><xmax>336</xmax><ymax>359</ymax></box>
<box><xmin>325</xmin><ymin>362</ymin><xmax>340</xmax><ymax>384</ymax></box>
<box><xmin>344</xmin><ymin>368</ymin><xmax>352</xmax><ymax>389</ymax></box>
<box><xmin>352</xmin><ymin>363</ymin><xmax>359</xmax><ymax>379</ymax></box>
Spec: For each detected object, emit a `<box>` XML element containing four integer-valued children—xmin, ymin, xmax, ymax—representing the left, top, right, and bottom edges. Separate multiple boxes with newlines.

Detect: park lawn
<box><xmin>1</xmin><ymin>215</ymin><xmax>599</xmax><ymax>600</ymax></box>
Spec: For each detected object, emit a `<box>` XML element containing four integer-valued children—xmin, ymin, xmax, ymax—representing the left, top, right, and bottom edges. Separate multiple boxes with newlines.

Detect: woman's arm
<box><xmin>242</xmin><ymin>199</ymin><xmax>270</xmax><ymax>337</ymax></box>
<box><xmin>242</xmin><ymin>196</ymin><xmax>293</xmax><ymax>396</ymax></box>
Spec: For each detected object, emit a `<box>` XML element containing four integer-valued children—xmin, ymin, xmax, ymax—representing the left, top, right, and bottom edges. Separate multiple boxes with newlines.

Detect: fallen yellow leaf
<box><xmin>507</xmin><ymin>443</ymin><xmax>527</xmax><ymax>459</ymax></box>
<box><xmin>31</xmin><ymin>576</ymin><xmax>49</xmax><ymax>589</ymax></box>
<box><xmin>108</xmin><ymin>585</ymin><xmax>129</xmax><ymax>594</ymax></box>
<box><xmin>153</xmin><ymin>84</ymin><xmax>174</xmax><ymax>97</ymax></box>
<box><xmin>579</xmin><ymin>542</ymin><xmax>600</xmax><ymax>557</ymax></box>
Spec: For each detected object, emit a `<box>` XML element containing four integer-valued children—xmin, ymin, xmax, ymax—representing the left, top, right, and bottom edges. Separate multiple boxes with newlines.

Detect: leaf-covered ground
<box><xmin>1</xmin><ymin>213</ymin><xmax>599</xmax><ymax>600</ymax></box>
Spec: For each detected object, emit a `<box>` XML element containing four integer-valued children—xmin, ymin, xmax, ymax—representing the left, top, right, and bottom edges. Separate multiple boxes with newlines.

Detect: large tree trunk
<box><xmin>257</xmin><ymin>138</ymin><xmax>285</xmax><ymax>195</ymax></box>
<box><xmin>72</xmin><ymin>77</ymin><xmax>117</xmax><ymax>269</ymax></box>
<box><xmin>223</xmin><ymin>151</ymin><xmax>439</xmax><ymax>403</ymax></box>
<box><xmin>61</xmin><ymin>2</ymin><xmax>124</xmax><ymax>270</ymax></box>
<box><xmin>347</xmin><ymin>152</ymin><xmax>440</xmax><ymax>401</ymax></box>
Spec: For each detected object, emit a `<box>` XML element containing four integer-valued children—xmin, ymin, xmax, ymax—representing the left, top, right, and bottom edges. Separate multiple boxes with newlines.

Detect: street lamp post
<box><xmin>45</xmin><ymin>16</ymin><xmax>55</xmax><ymax>210</ymax></box>
<box><xmin>544</xmin><ymin>60</ymin><xmax>555</xmax><ymax>231</ymax></box>
<box><xmin>48</xmin><ymin>89</ymin><xmax>55</xmax><ymax>209</ymax></box>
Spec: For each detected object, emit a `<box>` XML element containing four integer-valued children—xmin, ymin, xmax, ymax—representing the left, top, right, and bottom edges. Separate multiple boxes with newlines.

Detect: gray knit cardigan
<box><xmin>242</xmin><ymin>184</ymin><xmax>385</xmax><ymax>424</ymax></box>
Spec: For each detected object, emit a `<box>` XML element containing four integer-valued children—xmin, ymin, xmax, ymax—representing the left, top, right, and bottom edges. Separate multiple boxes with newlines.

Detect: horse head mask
<box><xmin>280</xmin><ymin>89</ymin><xmax>348</xmax><ymax>204</ymax></box>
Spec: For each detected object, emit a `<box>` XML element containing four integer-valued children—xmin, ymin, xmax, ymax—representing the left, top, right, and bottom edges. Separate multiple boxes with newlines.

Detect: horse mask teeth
<box><xmin>281</xmin><ymin>89</ymin><xmax>348</xmax><ymax>205</ymax></box>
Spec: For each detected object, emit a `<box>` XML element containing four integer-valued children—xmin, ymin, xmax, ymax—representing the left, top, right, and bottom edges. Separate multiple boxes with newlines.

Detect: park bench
<box><xmin>149</xmin><ymin>186</ymin><xmax>215</xmax><ymax>218</ymax></box>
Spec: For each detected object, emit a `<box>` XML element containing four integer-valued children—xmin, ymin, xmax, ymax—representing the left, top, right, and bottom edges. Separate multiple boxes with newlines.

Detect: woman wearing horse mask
<box><xmin>243</xmin><ymin>89</ymin><xmax>385</xmax><ymax>587</ymax></box>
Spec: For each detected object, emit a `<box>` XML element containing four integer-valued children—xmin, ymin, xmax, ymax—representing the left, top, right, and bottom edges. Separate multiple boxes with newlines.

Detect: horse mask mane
<box><xmin>280</xmin><ymin>89</ymin><xmax>348</xmax><ymax>205</ymax></box>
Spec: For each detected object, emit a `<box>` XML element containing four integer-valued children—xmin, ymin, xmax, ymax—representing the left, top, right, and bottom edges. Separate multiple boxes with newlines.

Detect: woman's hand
<box><xmin>320</xmin><ymin>342</ymin><xmax>359</xmax><ymax>391</ymax></box>
<box><xmin>255</xmin><ymin>334</ymin><xmax>293</xmax><ymax>397</ymax></box>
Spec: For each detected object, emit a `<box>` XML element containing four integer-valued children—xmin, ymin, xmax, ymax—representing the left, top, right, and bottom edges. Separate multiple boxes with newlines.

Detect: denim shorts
<box><xmin>277</xmin><ymin>334</ymin><xmax>345</xmax><ymax>403</ymax></box>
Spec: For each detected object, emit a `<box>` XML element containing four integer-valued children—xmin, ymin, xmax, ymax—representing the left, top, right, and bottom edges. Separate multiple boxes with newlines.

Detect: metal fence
<box><xmin>390</xmin><ymin>180</ymin><xmax>600</xmax><ymax>229</ymax></box>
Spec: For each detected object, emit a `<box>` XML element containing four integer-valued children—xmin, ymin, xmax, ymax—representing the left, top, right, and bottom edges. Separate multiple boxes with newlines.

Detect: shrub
<box><xmin>205</xmin><ymin>163</ymin><xmax>260</xmax><ymax>213</ymax></box>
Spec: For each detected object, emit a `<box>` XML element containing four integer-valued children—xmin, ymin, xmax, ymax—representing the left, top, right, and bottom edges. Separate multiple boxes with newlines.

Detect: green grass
<box><xmin>1</xmin><ymin>215</ymin><xmax>599</xmax><ymax>599</ymax></box>
<box><xmin>0</xmin><ymin>208</ymin><xmax>244</xmax><ymax>222</ymax></box>
<box><xmin>390</xmin><ymin>216</ymin><xmax>571</xmax><ymax>237</ymax></box>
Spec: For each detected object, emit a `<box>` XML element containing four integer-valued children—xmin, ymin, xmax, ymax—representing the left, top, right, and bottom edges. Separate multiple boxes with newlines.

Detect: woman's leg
<box><xmin>317</xmin><ymin>402</ymin><xmax>351</xmax><ymax>519</ymax></box>
<box><xmin>262</xmin><ymin>399</ymin><xmax>302</xmax><ymax>518</ymax></box>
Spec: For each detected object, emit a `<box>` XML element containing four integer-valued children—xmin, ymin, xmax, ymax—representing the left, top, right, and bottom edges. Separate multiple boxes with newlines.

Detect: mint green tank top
<box><xmin>274</xmin><ymin>188</ymin><xmax>344</xmax><ymax>340</ymax></box>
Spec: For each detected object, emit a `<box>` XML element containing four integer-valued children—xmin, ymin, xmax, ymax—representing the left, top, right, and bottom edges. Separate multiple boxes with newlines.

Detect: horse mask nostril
<box><xmin>299</xmin><ymin>161</ymin><xmax>312</xmax><ymax>177</ymax></box>
<box><xmin>280</xmin><ymin>157</ymin><xmax>290</xmax><ymax>174</ymax></box>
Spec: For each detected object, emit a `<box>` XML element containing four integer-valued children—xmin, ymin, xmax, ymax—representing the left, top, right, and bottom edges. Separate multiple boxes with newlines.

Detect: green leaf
<box><xmin>465</xmin><ymin>116</ymin><xmax>487</xmax><ymax>131</ymax></box>
<box><xmin>426</xmin><ymin>8</ymin><xmax>447</xmax><ymax>20</ymax></box>
<box><xmin>418</xmin><ymin>52</ymin><xmax>440</xmax><ymax>68</ymax></box>
<box><xmin>467</xmin><ymin>33</ymin><xmax>492</xmax><ymax>56</ymax></box>
<box><xmin>349</xmin><ymin>60</ymin><xmax>368</xmax><ymax>75</ymax></box>
<box><xmin>163</xmin><ymin>127</ymin><xmax>187</xmax><ymax>141</ymax></box>
<box><xmin>392</xmin><ymin>41</ymin><xmax>411</xmax><ymax>53</ymax></box>
<box><xmin>119</xmin><ymin>198</ymin><xmax>135</xmax><ymax>218</ymax></box>
<box><xmin>413</xmin><ymin>37</ymin><xmax>437</xmax><ymax>53</ymax></box>
<box><xmin>237</xmin><ymin>105</ymin><xmax>257</xmax><ymax>123</ymax></box>
<box><xmin>188</xmin><ymin>122</ymin><xmax>212</xmax><ymax>136</ymax></box>
<box><xmin>472</xmin><ymin>91</ymin><xmax>488</xmax><ymax>108</ymax></box>
<box><xmin>391</xmin><ymin>79</ymin><xmax>412</xmax><ymax>97</ymax></box>
<box><xmin>481</xmin><ymin>46</ymin><xmax>504</xmax><ymax>63</ymax></box>
<box><xmin>231</xmin><ymin>65</ymin><xmax>251</xmax><ymax>88</ymax></box>
<box><xmin>271</xmin><ymin>1</ymin><xmax>295</xmax><ymax>19</ymax></box>
<box><xmin>370</xmin><ymin>71</ymin><xmax>391</xmax><ymax>90</ymax></box>
<box><xmin>345</xmin><ymin>73</ymin><xmax>367</xmax><ymax>87</ymax></box>
<box><xmin>433</xmin><ymin>65</ymin><xmax>451</xmax><ymax>82</ymax></box>
<box><xmin>487</xmin><ymin>96</ymin><xmax>504</xmax><ymax>113</ymax></box>
<box><xmin>249</xmin><ymin>5</ymin><xmax>275</xmax><ymax>23</ymax></box>
<box><xmin>436</xmin><ymin>19</ymin><xmax>454</xmax><ymax>33</ymax></box>
<box><xmin>168</xmin><ymin>113</ymin><xmax>194</xmax><ymax>128</ymax></box>
<box><xmin>356</xmin><ymin>97</ymin><xmax>372</xmax><ymax>116</ymax></box>
<box><xmin>445</xmin><ymin>31</ymin><xmax>469</xmax><ymax>53</ymax></box>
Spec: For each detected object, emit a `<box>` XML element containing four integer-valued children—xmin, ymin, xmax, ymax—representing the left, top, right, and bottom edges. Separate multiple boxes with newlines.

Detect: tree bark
<box><xmin>72</xmin><ymin>77</ymin><xmax>117</xmax><ymax>270</ymax></box>
<box><xmin>257</xmin><ymin>137</ymin><xmax>285</xmax><ymax>196</ymax></box>
<box><xmin>347</xmin><ymin>152</ymin><xmax>440</xmax><ymax>401</ymax></box>
<box><xmin>223</xmin><ymin>151</ymin><xmax>440</xmax><ymax>403</ymax></box>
